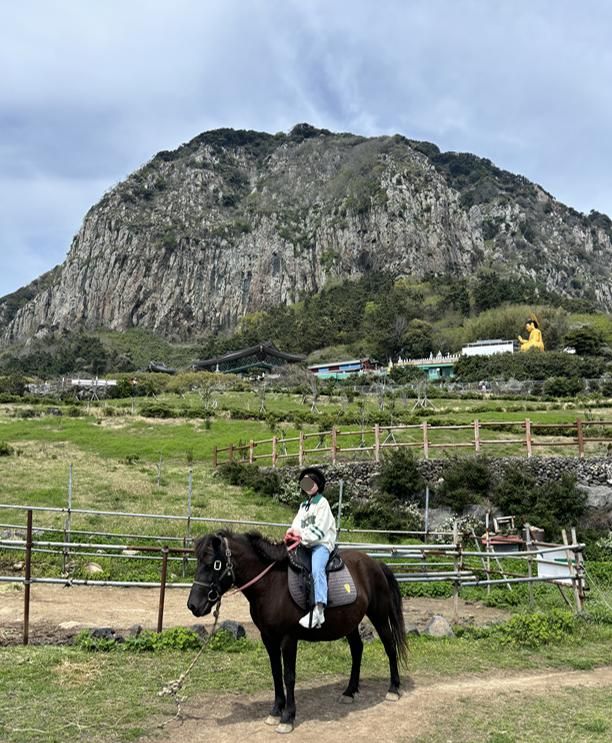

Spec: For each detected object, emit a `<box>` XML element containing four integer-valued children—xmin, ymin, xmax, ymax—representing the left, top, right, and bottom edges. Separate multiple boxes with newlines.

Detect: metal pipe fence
<box><xmin>0</xmin><ymin>497</ymin><xmax>588</xmax><ymax>645</ymax></box>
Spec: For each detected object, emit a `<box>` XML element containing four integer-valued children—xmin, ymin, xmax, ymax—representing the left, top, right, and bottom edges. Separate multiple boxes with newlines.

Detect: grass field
<box><xmin>0</xmin><ymin>393</ymin><xmax>611</xmax><ymax>742</ymax></box>
<box><xmin>0</xmin><ymin>623</ymin><xmax>611</xmax><ymax>743</ymax></box>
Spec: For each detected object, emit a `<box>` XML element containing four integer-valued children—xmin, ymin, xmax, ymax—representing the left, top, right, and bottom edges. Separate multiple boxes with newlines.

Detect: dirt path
<box><xmin>0</xmin><ymin>583</ymin><xmax>509</xmax><ymax>644</ymax></box>
<box><xmin>142</xmin><ymin>666</ymin><xmax>612</xmax><ymax>743</ymax></box>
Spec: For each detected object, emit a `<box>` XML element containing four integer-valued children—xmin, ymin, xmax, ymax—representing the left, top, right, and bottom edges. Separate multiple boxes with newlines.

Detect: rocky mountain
<box><xmin>2</xmin><ymin>123</ymin><xmax>612</xmax><ymax>345</ymax></box>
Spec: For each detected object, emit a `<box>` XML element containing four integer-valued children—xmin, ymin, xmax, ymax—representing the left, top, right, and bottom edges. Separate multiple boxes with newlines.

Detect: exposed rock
<box><xmin>404</xmin><ymin>623</ymin><xmax>420</xmax><ymax>637</ymax></box>
<box><xmin>423</xmin><ymin>614</ymin><xmax>454</xmax><ymax>638</ymax></box>
<box><xmin>215</xmin><ymin>619</ymin><xmax>246</xmax><ymax>639</ymax></box>
<box><xmin>191</xmin><ymin>623</ymin><xmax>209</xmax><ymax>641</ymax></box>
<box><xmin>91</xmin><ymin>627</ymin><xmax>123</xmax><ymax>642</ymax></box>
<box><xmin>84</xmin><ymin>562</ymin><xmax>104</xmax><ymax>575</ymax></box>
<box><xmin>127</xmin><ymin>624</ymin><xmax>143</xmax><ymax>637</ymax></box>
<box><xmin>58</xmin><ymin>621</ymin><xmax>81</xmax><ymax>630</ymax></box>
<box><xmin>2</xmin><ymin>125</ymin><xmax>611</xmax><ymax>345</ymax></box>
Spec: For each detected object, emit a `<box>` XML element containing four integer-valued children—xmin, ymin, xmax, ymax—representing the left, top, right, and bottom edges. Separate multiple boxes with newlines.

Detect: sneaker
<box><xmin>299</xmin><ymin>606</ymin><xmax>324</xmax><ymax>629</ymax></box>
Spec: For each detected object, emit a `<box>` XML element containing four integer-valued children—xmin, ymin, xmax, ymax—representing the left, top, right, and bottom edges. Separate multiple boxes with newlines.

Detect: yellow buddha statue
<box><xmin>518</xmin><ymin>317</ymin><xmax>544</xmax><ymax>352</ymax></box>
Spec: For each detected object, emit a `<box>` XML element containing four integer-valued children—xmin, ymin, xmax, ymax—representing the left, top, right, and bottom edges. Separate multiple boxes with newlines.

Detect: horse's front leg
<box><xmin>277</xmin><ymin>634</ymin><xmax>298</xmax><ymax>734</ymax></box>
<box><xmin>262</xmin><ymin>634</ymin><xmax>285</xmax><ymax>726</ymax></box>
<box><xmin>340</xmin><ymin>627</ymin><xmax>363</xmax><ymax>702</ymax></box>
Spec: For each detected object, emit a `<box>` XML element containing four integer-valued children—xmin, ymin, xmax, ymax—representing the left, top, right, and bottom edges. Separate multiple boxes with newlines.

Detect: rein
<box><xmin>192</xmin><ymin>534</ymin><xmax>300</xmax><ymax>599</ymax></box>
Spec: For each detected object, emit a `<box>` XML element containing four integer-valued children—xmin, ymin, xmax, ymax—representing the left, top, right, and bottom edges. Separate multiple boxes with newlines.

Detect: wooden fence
<box><xmin>213</xmin><ymin>418</ymin><xmax>612</xmax><ymax>467</ymax></box>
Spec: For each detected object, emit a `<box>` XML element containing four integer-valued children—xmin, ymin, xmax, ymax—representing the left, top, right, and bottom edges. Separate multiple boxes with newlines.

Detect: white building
<box><xmin>461</xmin><ymin>339</ymin><xmax>517</xmax><ymax>357</ymax></box>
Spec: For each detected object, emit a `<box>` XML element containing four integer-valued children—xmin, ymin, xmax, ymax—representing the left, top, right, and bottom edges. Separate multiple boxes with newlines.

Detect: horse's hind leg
<box><xmin>368</xmin><ymin>613</ymin><xmax>401</xmax><ymax>700</ymax></box>
<box><xmin>262</xmin><ymin>634</ymin><xmax>285</xmax><ymax>725</ymax></box>
<box><xmin>340</xmin><ymin>627</ymin><xmax>363</xmax><ymax>702</ymax></box>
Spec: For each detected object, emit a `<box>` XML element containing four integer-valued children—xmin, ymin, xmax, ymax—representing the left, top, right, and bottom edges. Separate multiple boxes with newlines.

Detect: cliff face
<box><xmin>2</xmin><ymin>124</ymin><xmax>612</xmax><ymax>344</ymax></box>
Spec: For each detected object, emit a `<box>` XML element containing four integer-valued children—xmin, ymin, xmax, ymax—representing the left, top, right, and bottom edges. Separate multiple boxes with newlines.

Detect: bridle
<box><xmin>192</xmin><ymin>536</ymin><xmax>236</xmax><ymax>605</ymax></box>
<box><xmin>192</xmin><ymin>533</ymin><xmax>290</xmax><ymax>604</ymax></box>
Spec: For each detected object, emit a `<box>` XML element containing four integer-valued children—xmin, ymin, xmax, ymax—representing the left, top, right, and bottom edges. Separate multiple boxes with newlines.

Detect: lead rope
<box><xmin>157</xmin><ymin>538</ymin><xmax>300</xmax><ymax>726</ymax></box>
<box><xmin>157</xmin><ymin>598</ymin><xmax>223</xmax><ymax>727</ymax></box>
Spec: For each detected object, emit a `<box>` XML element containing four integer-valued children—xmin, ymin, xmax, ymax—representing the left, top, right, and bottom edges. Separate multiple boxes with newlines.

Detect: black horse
<box><xmin>187</xmin><ymin>530</ymin><xmax>408</xmax><ymax>734</ymax></box>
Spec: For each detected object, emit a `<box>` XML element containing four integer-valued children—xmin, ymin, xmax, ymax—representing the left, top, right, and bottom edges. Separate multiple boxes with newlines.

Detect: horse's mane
<box><xmin>245</xmin><ymin>530</ymin><xmax>288</xmax><ymax>564</ymax></box>
<box><xmin>194</xmin><ymin>529</ymin><xmax>287</xmax><ymax>565</ymax></box>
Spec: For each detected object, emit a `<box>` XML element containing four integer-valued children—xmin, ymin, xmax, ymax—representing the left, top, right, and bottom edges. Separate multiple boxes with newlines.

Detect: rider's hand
<box><xmin>284</xmin><ymin>529</ymin><xmax>301</xmax><ymax>544</ymax></box>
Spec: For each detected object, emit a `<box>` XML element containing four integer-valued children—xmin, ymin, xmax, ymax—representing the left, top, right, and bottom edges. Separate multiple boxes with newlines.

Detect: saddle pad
<box><xmin>288</xmin><ymin>564</ymin><xmax>357</xmax><ymax>611</ymax></box>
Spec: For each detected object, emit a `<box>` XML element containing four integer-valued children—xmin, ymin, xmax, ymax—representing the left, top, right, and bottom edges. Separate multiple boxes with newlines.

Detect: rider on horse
<box><xmin>284</xmin><ymin>467</ymin><xmax>336</xmax><ymax>629</ymax></box>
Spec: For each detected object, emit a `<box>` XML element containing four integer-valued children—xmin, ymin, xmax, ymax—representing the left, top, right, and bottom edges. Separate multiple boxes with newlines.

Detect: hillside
<box><xmin>2</xmin><ymin>123</ymin><xmax>612</xmax><ymax>347</ymax></box>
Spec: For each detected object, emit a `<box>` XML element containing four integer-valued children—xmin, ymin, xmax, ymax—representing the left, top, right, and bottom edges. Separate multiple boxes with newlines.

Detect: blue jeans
<box><xmin>310</xmin><ymin>544</ymin><xmax>330</xmax><ymax>606</ymax></box>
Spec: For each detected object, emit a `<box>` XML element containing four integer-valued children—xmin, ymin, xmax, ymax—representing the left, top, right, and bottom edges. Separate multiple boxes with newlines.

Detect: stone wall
<box><xmin>270</xmin><ymin>456</ymin><xmax>612</xmax><ymax>513</ymax></box>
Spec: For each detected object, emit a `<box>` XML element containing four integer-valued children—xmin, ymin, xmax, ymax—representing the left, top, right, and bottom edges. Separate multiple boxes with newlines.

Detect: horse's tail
<box><xmin>380</xmin><ymin>561</ymin><xmax>408</xmax><ymax>665</ymax></box>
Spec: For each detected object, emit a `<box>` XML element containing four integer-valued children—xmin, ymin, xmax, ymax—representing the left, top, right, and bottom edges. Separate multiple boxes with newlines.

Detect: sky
<box><xmin>1</xmin><ymin>0</ymin><xmax>611</xmax><ymax>298</ymax></box>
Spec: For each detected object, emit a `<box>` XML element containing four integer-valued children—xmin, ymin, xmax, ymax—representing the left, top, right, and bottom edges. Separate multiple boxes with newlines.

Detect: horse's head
<box><xmin>187</xmin><ymin>532</ymin><xmax>235</xmax><ymax>617</ymax></box>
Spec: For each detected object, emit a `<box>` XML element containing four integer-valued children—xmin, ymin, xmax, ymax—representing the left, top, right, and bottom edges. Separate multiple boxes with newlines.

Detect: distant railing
<box><xmin>213</xmin><ymin>418</ymin><xmax>612</xmax><ymax>467</ymax></box>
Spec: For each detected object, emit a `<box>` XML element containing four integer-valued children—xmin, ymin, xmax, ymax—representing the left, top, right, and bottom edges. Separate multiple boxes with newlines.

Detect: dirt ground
<box><xmin>1</xmin><ymin>584</ymin><xmax>610</xmax><ymax>741</ymax></box>
<box><xmin>140</xmin><ymin>666</ymin><xmax>612</xmax><ymax>743</ymax></box>
<box><xmin>0</xmin><ymin>583</ymin><xmax>510</xmax><ymax>644</ymax></box>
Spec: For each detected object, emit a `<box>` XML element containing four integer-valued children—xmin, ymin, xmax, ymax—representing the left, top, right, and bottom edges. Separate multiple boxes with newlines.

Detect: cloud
<box><xmin>1</xmin><ymin>0</ymin><xmax>612</xmax><ymax>296</ymax></box>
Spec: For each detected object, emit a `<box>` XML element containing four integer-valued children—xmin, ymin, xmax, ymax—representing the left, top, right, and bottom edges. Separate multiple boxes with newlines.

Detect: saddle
<box><xmin>287</xmin><ymin>545</ymin><xmax>357</xmax><ymax>611</ymax></box>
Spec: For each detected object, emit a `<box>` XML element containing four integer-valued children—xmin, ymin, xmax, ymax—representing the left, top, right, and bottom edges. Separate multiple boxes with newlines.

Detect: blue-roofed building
<box><xmin>308</xmin><ymin>358</ymin><xmax>376</xmax><ymax>379</ymax></box>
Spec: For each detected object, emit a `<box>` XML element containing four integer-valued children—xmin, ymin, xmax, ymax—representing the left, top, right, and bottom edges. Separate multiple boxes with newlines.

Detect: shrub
<box><xmin>497</xmin><ymin>609</ymin><xmax>576</xmax><ymax>647</ymax></box>
<box><xmin>75</xmin><ymin>627</ymin><xmax>202</xmax><ymax>652</ymax></box>
<box><xmin>217</xmin><ymin>461</ymin><xmax>280</xmax><ymax>499</ymax></box>
<box><xmin>351</xmin><ymin>494</ymin><xmax>423</xmax><ymax>538</ymax></box>
<box><xmin>491</xmin><ymin>465</ymin><xmax>587</xmax><ymax>541</ymax></box>
<box><xmin>542</xmin><ymin>376</ymin><xmax>583</xmax><ymax>397</ymax></box>
<box><xmin>436</xmin><ymin>457</ymin><xmax>492</xmax><ymax>513</ymax></box>
<box><xmin>139</xmin><ymin>402</ymin><xmax>174</xmax><ymax>419</ymax></box>
<box><xmin>377</xmin><ymin>448</ymin><xmax>424</xmax><ymax>502</ymax></box>
<box><xmin>0</xmin><ymin>441</ymin><xmax>14</xmax><ymax>456</ymax></box>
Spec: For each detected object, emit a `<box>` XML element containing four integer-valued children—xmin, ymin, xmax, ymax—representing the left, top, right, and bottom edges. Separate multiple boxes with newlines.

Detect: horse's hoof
<box><xmin>385</xmin><ymin>691</ymin><xmax>400</xmax><ymax>702</ymax></box>
<box><xmin>265</xmin><ymin>715</ymin><xmax>281</xmax><ymax>726</ymax></box>
<box><xmin>276</xmin><ymin>722</ymin><xmax>294</xmax><ymax>734</ymax></box>
<box><xmin>338</xmin><ymin>694</ymin><xmax>355</xmax><ymax>704</ymax></box>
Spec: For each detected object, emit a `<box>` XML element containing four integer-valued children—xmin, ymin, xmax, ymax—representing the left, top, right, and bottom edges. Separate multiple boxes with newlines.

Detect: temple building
<box><xmin>192</xmin><ymin>342</ymin><xmax>305</xmax><ymax>375</ymax></box>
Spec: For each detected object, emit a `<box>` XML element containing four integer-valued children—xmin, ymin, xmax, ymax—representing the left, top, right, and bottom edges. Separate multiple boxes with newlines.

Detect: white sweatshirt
<box><xmin>291</xmin><ymin>494</ymin><xmax>337</xmax><ymax>553</ymax></box>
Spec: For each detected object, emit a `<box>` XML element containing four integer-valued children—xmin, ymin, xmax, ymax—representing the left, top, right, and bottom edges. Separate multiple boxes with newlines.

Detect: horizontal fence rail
<box><xmin>214</xmin><ymin>418</ymin><xmax>612</xmax><ymax>467</ymax></box>
<box><xmin>0</xmin><ymin>500</ymin><xmax>588</xmax><ymax>645</ymax></box>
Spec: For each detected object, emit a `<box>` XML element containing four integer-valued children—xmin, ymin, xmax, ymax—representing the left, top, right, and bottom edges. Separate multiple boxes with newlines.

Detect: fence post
<box><xmin>249</xmin><ymin>439</ymin><xmax>255</xmax><ymax>464</ymax></box>
<box><xmin>299</xmin><ymin>432</ymin><xmax>305</xmax><ymax>466</ymax></box>
<box><xmin>336</xmin><ymin>479</ymin><xmax>344</xmax><ymax>534</ymax></box>
<box><xmin>571</xmin><ymin>526</ymin><xmax>586</xmax><ymax>608</ymax></box>
<box><xmin>576</xmin><ymin>419</ymin><xmax>585</xmax><ymax>459</ymax></box>
<box><xmin>157</xmin><ymin>455</ymin><xmax>163</xmax><ymax>487</ymax></box>
<box><xmin>374</xmin><ymin>423</ymin><xmax>380</xmax><ymax>463</ymax></box>
<box><xmin>525</xmin><ymin>418</ymin><xmax>532</xmax><ymax>458</ymax></box>
<box><xmin>422</xmin><ymin>421</ymin><xmax>429</xmax><ymax>460</ymax></box>
<box><xmin>157</xmin><ymin>546</ymin><xmax>169</xmax><ymax>633</ymax></box>
<box><xmin>562</xmin><ymin>528</ymin><xmax>582</xmax><ymax>612</ymax></box>
<box><xmin>474</xmin><ymin>419</ymin><xmax>480</xmax><ymax>453</ymax></box>
<box><xmin>23</xmin><ymin>509</ymin><xmax>33</xmax><ymax>646</ymax></box>
<box><xmin>272</xmin><ymin>436</ymin><xmax>278</xmax><ymax>468</ymax></box>
<box><xmin>182</xmin><ymin>469</ymin><xmax>193</xmax><ymax>577</ymax></box>
<box><xmin>63</xmin><ymin>463</ymin><xmax>73</xmax><ymax>574</ymax></box>
<box><xmin>331</xmin><ymin>426</ymin><xmax>337</xmax><ymax>465</ymax></box>
<box><xmin>452</xmin><ymin>520</ymin><xmax>460</xmax><ymax>622</ymax></box>
<box><xmin>212</xmin><ymin>446</ymin><xmax>218</xmax><ymax>467</ymax></box>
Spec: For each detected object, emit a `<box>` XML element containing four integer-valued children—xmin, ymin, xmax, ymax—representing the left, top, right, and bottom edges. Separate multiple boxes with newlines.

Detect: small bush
<box><xmin>351</xmin><ymin>493</ymin><xmax>423</xmax><ymax>538</ymax></box>
<box><xmin>75</xmin><ymin>626</ymin><xmax>202</xmax><ymax>652</ymax></box>
<box><xmin>436</xmin><ymin>456</ymin><xmax>492</xmax><ymax>513</ymax></box>
<box><xmin>139</xmin><ymin>402</ymin><xmax>174</xmax><ymax>419</ymax></box>
<box><xmin>217</xmin><ymin>461</ymin><xmax>280</xmax><ymax>499</ymax></box>
<box><xmin>491</xmin><ymin>465</ymin><xmax>587</xmax><ymax>541</ymax></box>
<box><xmin>497</xmin><ymin>609</ymin><xmax>576</xmax><ymax>647</ymax></box>
<box><xmin>377</xmin><ymin>448</ymin><xmax>424</xmax><ymax>502</ymax></box>
<box><xmin>0</xmin><ymin>441</ymin><xmax>14</xmax><ymax>456</ymax></box>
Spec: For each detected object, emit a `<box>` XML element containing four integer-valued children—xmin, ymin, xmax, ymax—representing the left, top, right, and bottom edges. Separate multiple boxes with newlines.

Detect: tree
<box><xmin>563</xmin><ymin>326</ymin><xmax>604</xmax><ymax>356</ymax></box>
